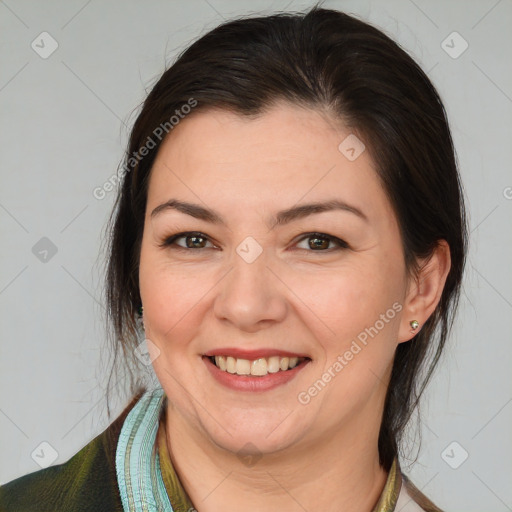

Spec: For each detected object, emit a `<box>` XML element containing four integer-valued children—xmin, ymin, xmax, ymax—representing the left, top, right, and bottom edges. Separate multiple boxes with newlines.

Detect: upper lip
<box><xmin>203</xmin><ymin>348</ymin><xmax>310</xmax><ymax>359</ymax></box>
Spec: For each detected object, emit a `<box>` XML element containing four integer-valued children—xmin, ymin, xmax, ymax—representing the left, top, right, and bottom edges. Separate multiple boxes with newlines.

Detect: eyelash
<box><xmin>158</xmin><ymin>231</ymin><xmax>349</xmax><ymax>253</ymax></box>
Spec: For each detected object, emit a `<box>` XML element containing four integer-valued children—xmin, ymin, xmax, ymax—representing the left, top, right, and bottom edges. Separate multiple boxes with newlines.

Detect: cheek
<box><xmin>301</xmin><ymin>261</ymin><xmax>402</xmax><ymax>344</ymax></box>
<box><xmin>138</xmin><ymin>245</ymin><xmax>209</xmax><ymax>350</ymax></box>
<box><xmin>301</xmin><ymin>265</ymin><xmax>403</xmax><ymax>410</ymax></box>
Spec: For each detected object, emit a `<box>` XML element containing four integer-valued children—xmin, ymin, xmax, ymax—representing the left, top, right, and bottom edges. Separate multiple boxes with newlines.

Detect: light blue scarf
<box><xmin>115</xmin><ymin>387</ymin><xmax>174</xmax><ymax>512</ymax></box>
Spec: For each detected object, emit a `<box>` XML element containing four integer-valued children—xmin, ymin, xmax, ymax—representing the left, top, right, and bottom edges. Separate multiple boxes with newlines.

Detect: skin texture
<box><xmin>138</xmin><ymin>102</ymin><xmax>451</xmax><ymax>511</ymax></box>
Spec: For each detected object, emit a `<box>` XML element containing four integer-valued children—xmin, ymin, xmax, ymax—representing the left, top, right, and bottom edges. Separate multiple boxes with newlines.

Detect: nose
<box><xmin>213</xmin><ymin>247</ymin><xmax>288</xmax><ymax>333</ymax></box>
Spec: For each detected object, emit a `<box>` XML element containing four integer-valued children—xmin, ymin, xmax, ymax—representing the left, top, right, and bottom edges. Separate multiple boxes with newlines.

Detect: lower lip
<box><xmin>203</xmin><ymin>357</ymin><xmax>310</xmax><ymax>392</ymax></box>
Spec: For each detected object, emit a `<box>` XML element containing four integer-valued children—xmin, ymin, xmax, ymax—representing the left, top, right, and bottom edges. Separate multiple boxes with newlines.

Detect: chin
<box><xmin>199</xmin><ymin>409</ymin><xmax>306</xmax><ymax>457</ymax></box>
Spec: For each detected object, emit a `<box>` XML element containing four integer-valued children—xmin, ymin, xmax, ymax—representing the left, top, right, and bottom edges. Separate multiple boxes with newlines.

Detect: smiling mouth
<box><xmin>208</xmin><ymin>355</ymin><xmax>309</xmax><ymax>377</ymax></box>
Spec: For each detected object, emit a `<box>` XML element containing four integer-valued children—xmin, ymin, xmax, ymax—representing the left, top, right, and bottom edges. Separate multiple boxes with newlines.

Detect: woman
<box><xmin>0</xmin><ymin>5</ymin><xmax>467</xmax><ymax>511</ymax></box>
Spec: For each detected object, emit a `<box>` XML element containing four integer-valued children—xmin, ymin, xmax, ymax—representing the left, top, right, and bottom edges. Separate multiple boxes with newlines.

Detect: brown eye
<box><xmin>159</xmin><ymin>232</ymin><xmax>215</xmax><ymax>250</ymax></box>
<box><xmin>184</xmin><ymin>234</ymin><xmax>207</xmax><ymax>248</ymax></box>
<box><xmin>295</xmin><ymin>232</ymin><xmax>348</xmax><ymax>252</ymax></box>
<box><xmin>308</xmin><ymin>236</ymin><xmax>330</xmax><ymax>250</ymax></box>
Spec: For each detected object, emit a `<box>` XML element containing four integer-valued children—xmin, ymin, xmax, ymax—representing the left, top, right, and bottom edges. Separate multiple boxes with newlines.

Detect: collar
<box><xmin>371</xmin><ymin>457</ymin><xmax>402</xmax><ymax>511</ymax></box>
<box><xmin>156</xmin><ymin>401</ymin><xmax>195</xmax><ymax>511</ymax></box>
<box><xmin>115</xmin><ymin>387</ymin><xmax>174</xmax><ymax>511</ymax></box>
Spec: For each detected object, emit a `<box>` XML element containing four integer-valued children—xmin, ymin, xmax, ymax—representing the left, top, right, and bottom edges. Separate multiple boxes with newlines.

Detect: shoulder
<box><xmin>396</xmin><ymin>472</ymin><xmax>445</xmax><ymax>512</ymax></box>
<box><xmin>0</xmin><ymin>392</ymin><xmax>143</xmax><ymax>512</ymax></box>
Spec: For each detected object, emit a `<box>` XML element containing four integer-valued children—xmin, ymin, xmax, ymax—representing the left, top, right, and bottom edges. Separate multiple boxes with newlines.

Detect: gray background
<box><xmin>1</xmin><ymin>0</ymin><xmax>511</xmax><ymax>510</ymax></box>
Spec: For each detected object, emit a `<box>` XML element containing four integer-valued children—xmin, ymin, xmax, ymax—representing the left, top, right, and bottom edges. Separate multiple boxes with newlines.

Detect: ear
<box><xmin>398</xmin><ymin>240</ymin><xmax>451</xmax><ymax>343</ymax></box>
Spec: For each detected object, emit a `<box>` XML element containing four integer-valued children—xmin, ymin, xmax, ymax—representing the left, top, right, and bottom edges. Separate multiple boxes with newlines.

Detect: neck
<box><xmin>164</xmin><ymin>405</ymin><xmax>389</xmax><ymax>512</ymax></box>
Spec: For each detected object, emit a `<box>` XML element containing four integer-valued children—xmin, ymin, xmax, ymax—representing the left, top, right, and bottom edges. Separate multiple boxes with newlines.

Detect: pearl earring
<box><xmin>410</xmin><ymin>320</ymin><xmax>419</xmax><ymax>330</ymax></box>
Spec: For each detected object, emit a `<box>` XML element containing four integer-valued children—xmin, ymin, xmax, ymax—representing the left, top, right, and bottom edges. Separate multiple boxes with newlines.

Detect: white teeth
<box><xmin>236</xmin><ymin>358</ymin><xmax>251</xmax><ymax>375</ymax></box>
<box><xmin>211</xmin><ymin>355</ymin><xmax>305</xmax><ymax>376</ymax></box>
<box><xmin>267</xmin><ymin>356</ymin><xmax>280</xmax><ymax>373</ymax></box>
<box><xmin>251</xmin><ymin>358</ymin><xmax>267</xmax><ymax>376</ymax></box>
<box><xmin>216</xmin><ymin>355</ymin><xmax>227</xmax><ymax>371</ymax></box>
<box><xmin>226</xmin><ymin>356</ymin><xmax>236</xmax><ymax>374</ymax></box>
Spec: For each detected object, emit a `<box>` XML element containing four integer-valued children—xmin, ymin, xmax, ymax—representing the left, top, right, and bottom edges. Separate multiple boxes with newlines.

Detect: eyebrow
<box><xmin>150</xmin><ymin>198</ymin><xmax>368</xmax><ymax>229</ymax></box>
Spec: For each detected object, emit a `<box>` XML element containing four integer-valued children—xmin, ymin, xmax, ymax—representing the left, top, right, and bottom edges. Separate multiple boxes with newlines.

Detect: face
<box><xmin>139</xmin><ymin>103</ymin><xmax>411</xmax><ymax>457</ymax></box>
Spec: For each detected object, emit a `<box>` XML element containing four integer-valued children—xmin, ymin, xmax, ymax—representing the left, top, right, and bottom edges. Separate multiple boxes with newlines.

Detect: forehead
<box><xmin>146</xmin><ymin>103</ymin><xmax>391</xmax><ymax>222</ymax></box>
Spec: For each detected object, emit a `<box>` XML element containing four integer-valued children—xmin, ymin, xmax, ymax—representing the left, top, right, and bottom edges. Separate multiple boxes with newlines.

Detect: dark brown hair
<box><xmin>102</xmin><ymin>5</ymin><xmax>468</xmax><ymax>470</ymax></box>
